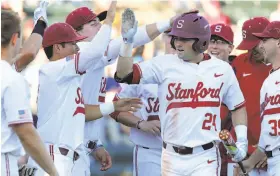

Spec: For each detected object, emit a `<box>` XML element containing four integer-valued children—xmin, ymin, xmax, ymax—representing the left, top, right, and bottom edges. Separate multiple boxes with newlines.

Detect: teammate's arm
<box><xmin>15</xmin><ymin>1</ymin><xmax>48</xmax><ymax>72</ymax></box>
<box><xmin>77</xmin><ymin>1</ymin><xmax>116</xmax><ymax>73</ymax></box>
<box><xmin>85</xmin><ymin>98</ymin><xmax>142</xmax><ymax>121</ymax></box>
<box><xmin>12</xmin><ymin>123</ymin><xmax>58</xmax><ymax>176</ymax></box>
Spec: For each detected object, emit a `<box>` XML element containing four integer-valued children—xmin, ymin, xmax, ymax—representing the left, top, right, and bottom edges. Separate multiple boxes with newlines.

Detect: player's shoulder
<box><xmin>209</xmin><ymin>55</ymin><xmax>232</xmax><ymax>69</ymax></box>
<box><xmin>231</xmin><ymin>53</ymin><xmax>249</xmax><ymax>66</ymax></box>
<box><xmin>264</xmin><ymin>69</ymin><xmax>280</xmax><ymax>85</ymax></box>
<box><xmin>1</xmin><ymin>61</ymin><xmax>26</xmax><ymax>87</ymax></box>
<box><xmin>39</xmin><ymin>58</ymin><xmax>67</xmax><ymax>75</ymax></box>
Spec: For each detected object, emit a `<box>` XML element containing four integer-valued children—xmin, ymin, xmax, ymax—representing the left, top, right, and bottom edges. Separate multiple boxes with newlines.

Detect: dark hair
<box><xmin>1</xmin><ymin>10</ymin><xmax>21</xmax><ymax>48</ymax></box>
<box><xmin>44</xmin><ymin>43</ymin><xmax>66</xmax><ymax>59</ymax></box>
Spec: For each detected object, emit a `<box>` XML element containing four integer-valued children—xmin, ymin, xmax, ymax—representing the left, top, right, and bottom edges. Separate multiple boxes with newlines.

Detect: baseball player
<box><xmin>229</xmin><ymin>17</ymin><xmax>272</xmax><ymax>176</ymax></box>
<box><xmin>27</xmin><ymin>2</ymin><xmax>142</xmax><ymax>175</ymax></box>
<box><xmin>115</xmin><ymin>11</ymin><xmax>248</xmax><ymax>175</ymax></box>
<box><xmin>234</xmin><ymin>21</ymin><xmax>280</xmax><ymax>176</ymax></box>
<box><xmin>66</xmin><ymin>6</ymin><xmax>179</xmax><ymax>175</ymax></box>
<box><xmin>208</xmin><ymin>23</ymin><xmax>235</xmax><ymax>176</ymax></box>
<box><xmin>1</xmin><ymin>10</ymin><xmax>58</xmax><ymax>176</ymax></box>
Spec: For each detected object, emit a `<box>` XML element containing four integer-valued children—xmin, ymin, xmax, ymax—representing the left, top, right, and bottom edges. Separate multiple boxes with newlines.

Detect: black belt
<box><xmin>58</xmin><ymin>147</ymin><xmax>79</xmax><ymax>161</ymax></box>
<box><xmin>163</xmin><ymin>141</ymin><xmax>214</xmax><ymax>155</ymax></box>
<box><xmin>86</xmin><ymin>140</ymin><xmax>97</xmax><ymax>150</ymax></box>
<box><xmin>265</xmin><ymin>148</ymin><xmax>280</xmax><ymax>158</ymax></box>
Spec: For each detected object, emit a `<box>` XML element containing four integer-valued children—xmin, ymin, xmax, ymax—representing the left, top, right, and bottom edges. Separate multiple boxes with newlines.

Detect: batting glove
<box><xmin>232</xmin><ymin>137</ymin><xmax>248</xmax><ymax>162</ymax></box>
<box><xmin>121</xmin><ymin>8</ymin><xmax>138</xmax><ymax>44</ymax></box>
<box><xmin>19</xmin><ymin>164</ymin><xmax>37</xmax><ymax>176</ymax></box>
<box><xmin>33</xmin><ymin>0</ymin><xmax>49</xmax><ymax>26</ymax></box>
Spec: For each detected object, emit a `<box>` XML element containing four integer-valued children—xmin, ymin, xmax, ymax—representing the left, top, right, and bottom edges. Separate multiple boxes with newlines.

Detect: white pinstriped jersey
<box><xmin>259</xmin><ymin>69</ymin><xmax>280</xmax><ymax>151</ymax></box>
<box><xmin>115</xmin><ymin>84</ymin><xmax>162</xmax><ymax>149</ymax></box>
<box><xmin>1</xmin><ymin>60</ymin><xmax>33</xmax><ymax>155</ymax></box>
<box><xmin>134</xmin><ymin>54</ymin><xmax>245</xmax><ymax>147</ymax></box>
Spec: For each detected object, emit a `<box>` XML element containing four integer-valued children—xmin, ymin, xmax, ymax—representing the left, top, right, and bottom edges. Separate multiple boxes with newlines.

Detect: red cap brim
<box><xmin>236</xmin><ymin>40</ymin><xmax>260</xmax><ymax>50</ymax></box>
<box><xmin>252</xmin><ymin>32</ymin><xmax>271</xmax><ymax>39</ymax></box>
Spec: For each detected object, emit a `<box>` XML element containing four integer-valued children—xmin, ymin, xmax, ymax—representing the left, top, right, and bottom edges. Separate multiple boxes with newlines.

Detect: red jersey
<box><xmin>231</xmin><ymin>53</ymin><xmax>271</xmax><ymax>154</ymax></box>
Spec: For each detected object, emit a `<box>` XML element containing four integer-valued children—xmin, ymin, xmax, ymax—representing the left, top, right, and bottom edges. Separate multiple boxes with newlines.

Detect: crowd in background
<box><xmin>1</xmin><ymin>0</ymin><xmax>280</xmax><ymax>175</ymax></box>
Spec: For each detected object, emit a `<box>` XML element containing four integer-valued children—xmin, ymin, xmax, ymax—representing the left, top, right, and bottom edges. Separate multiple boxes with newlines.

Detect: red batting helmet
<box><xmin>168</xmin><ymin>11</ymin><xmax>211</xmax><ymax>53</ymax></box>
<box><xmin>211</xmin><ymin>23</ymin><xmax>234</xmax><ymax>44</ymax></box>
<box><xmin>237</xmin><ymin>17</ymin><xmax>269</xmax><ymax>50</ymax></box>
<box><xmin>66</xmin><ymin>7</ymin><xmax>107</xmax><ymax>29</ymax></box>
<box><xmin>43</xmin><ymin>23</ymin><xmax>87</xmax><ymax>48</ymax></box>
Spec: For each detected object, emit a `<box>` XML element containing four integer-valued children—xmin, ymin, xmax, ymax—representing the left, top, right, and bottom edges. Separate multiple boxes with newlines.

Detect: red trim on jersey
<box><xmin>232</xmin><ymin>101</ymin><xmax>246</xmax><ymax>111</ymax></box>
<box><xmin>98</xmin><ymin>96</ymin><xmax>105</xmax><ymax>103</ymax></box>
<box><xmin>132</xmin><ymin>64</ymin><xmax>142</xmax><ymax>84</ymax></box>
<box><xmin>166</xmin><ymin>101</ymin><xmax>220</xmax><ymax>113</ymax></box>
<box><xmin>5</xmin><ymin>154</ymin><xmax>10</xmax><ymax>176</ymax></box>
<box><xmin>75</xmin><ymin>53</ymin><xmax>86</xmax><ymax>75</ymax></box>
<box><xmin>73</xmin><ymin>107</ymin><xmax>85</xmax><ymax>116</ymax></box>
<box><xmin>262</xmin><ymin>107</ymin><xmax>280</xmax><ymax>117</ymax></box>
<box><xmin>8</xmin><ymin>120</ymin><xmax>33</xmax><ymax>126</ymax></box>
<box><xmin>134</xmin><ymin>145</ymin><xmax>139</xmax><ymax>176</ymax></box>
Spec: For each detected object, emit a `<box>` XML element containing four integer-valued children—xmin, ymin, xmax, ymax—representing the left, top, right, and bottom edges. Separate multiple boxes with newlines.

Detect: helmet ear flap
<box><xmin>170</xmin><ymin>36</ymin><xmax>176</xmax><ymax>50</ymax></box>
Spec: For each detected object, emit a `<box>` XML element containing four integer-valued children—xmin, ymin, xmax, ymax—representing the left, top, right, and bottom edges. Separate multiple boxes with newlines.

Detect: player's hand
<box><xmin>113</xmin><ymin>98</ymin><xmax>142</xmax><ymax>112</ymax></box>
<box><xmin>33</xmin><ymin>0</ymin><xmax>49</xmax><ymax>26</ymax></box>
<box><xmin>121</xmin><ymin>8</ymin><xmax>138</xmax><ymax>43</ymax></box>
<box><xmin>138</xmin><ymin>120</ymin><xmax>161</xmax><ymax>136</ymax></box>
<box><xmin>255</xmin><ymin>155</ymin><xmax>267</xmax><ymax>169</ymax></box>
<box><xmin>103</xmin><ymin>1</ymin><xmax>117</xmax><ymax>25</ymax></box>
<box><xmin>233</xmin><ymin>160</ymin><xmax>254</xmax><ymax>176</ymax></box>
<box><xmin>93</xmin><ymin>147</ymin><xmax>112</xmax><ymax>171</ymax></box>
<box><xmin>19</xmin><ymin>165</ymin><xmax>37</xmax><ymax>176</ymax></box>
<box><xmin>232</xmin><ymin>138</ymin><xmax>248</xmax><ymax>162</ymax></box>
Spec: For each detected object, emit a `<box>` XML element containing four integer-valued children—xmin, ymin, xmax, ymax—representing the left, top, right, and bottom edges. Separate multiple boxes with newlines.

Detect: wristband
<box><xmin>156</xmin><ymin>21</ymin><xmax>171</xmax><ymax>33</ymax></box>
<box><xmin>100</xmin><ymin>102</ymin><xmax>115</xmax><ymax>116</ymax></box>
<box><xmin>32</xmin><ymin>20</ymin><xmax>47</xmax><ymax>37</ymax></box>
<box><xmin>120</xmin><ymin>42</ymin><xmax>133</xmax><ymax>57</ymax></box>
<box><xmin>235</xmin><ymin>125</ymin><xmax>247</xmax><ymax>141</ymax></box>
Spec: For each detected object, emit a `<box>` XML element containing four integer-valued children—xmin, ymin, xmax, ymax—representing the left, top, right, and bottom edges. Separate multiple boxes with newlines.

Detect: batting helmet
<box><xmin>168</xmin><ymin>11</ymin><xmax>211</xmax><ymax>53</ymax></box>
<box><xmin>43</xmin><ymin>23</ymin><xmax>87</xmax><ymax>48</ymax></box>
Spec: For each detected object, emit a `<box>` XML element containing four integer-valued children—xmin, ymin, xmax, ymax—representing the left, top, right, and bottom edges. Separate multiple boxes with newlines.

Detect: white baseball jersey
<box><xmin>115</xmin><ymin>84</ymin><xmax>162</xmax><ymax>149</ymax></box>
<box><xmin>259</xmin><ymin>69</ymin><xmax>280</xmax><ymax>151</ymax></box>
<box><xmin>80</xmin><ymin>25</ymin><xmax>156</xmax><ymax>142</ymax></box>
<box><xmin>133</xmin><ymin>54</ymin><xmax>245</xmax><ymax>147</ymax></box>
<box><xmin>1</xmin><ymin>60</ymin><xmax>33</xmax><ymax>155</ymax></box>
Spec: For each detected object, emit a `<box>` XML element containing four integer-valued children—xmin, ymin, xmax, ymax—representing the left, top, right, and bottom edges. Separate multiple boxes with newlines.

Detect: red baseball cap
<box><xmin>43</xmin><ymin>23</ymin><xmax>87</xmax><ymax>48</ymax></box>
<box><xmin>211</xmin><ymin>23</ymin><xmax>234</xmax><ymax>44</ymax></box>
<box><xmin>253</xmin><ymin>21</ymin><xmax>280</xmax><ymax>39</ymax></box>
<box><xmin>66</xmin><ymin>7</ymin><xmax>107</xmax><ymax>29</ymax></box>
<box><xmin>237</xmin><ymin>17</ymin><xmax>269</xmax><ymax>50</ymax></box>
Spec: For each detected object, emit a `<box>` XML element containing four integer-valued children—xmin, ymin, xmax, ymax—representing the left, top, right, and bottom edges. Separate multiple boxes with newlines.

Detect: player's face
<box><xmin>208</xmin><ymin>38</ymin><xmax>233</xmax><ymax>62</ymax></box>
<box><xmin>173</xmin><ymin>37</ymin><xmax>196</xmax><ymax>60</ymax></box>
<box><xmin>56</xmin><ymin>42</ymin><xmax>80</xmax><ymax>57</ymax></box>
<box><xmin>251</xmin><ymin>43</ymin><xmax>265</xmax><ymax>62</ymax></box>
<box><xmin>76</xmin><ymin>18</ymin><xmax>102</xmax><ymax>42</ymax></box>
<box><xmin>259</xmin><ymin>38</ymin><xmax>278</xmax><ymax>63</ymax></box>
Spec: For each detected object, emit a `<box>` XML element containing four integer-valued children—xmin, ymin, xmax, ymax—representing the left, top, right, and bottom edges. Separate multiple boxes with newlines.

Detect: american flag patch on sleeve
<box><xmin>18</xmin><ymin>109</ymin><xmax>30</xmax><ymax>119</ymax></box>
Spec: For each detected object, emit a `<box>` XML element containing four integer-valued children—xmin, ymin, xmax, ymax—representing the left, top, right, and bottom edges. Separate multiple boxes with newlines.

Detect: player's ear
<box><xmin>53</xmin><ymin>43</ymin><xmax>61</xmax><ymax>54</ymax></box>
<box><xmin>228</xmin><ymin>44</ymin><xmax>234</xmax><ymax>54</ymax></box>
<box><xmin>10</xmin><ymin>33</ymin><xmax>19</xmax><ymax>46</ymax></box>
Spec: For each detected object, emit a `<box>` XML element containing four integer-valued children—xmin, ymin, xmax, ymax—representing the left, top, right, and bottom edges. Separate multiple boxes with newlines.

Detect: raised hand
<box><xmin>121</xmin><ymin>8</ymin><xmax>138</xmax><ymax>43</ymax></box>
<box><xmin>103</xmin><ymin>1</ymin><xmax>117</xmax><ymax>25</ymax></box>
<box><xmin>113</xmin><ymin>98</ymin><xmax>142</xmax><ymax>112</ymax></box>
<box><xmin>33</xmin><ymin>0</ymin><xmax>49</xmax><ymax>25</ymax></box>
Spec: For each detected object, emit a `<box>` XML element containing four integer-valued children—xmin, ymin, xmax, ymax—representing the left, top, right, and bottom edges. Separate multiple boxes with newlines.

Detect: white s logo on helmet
<box><xmin>177</xmin><ymin>20</ymin><xmax>184</xmax><ymax>29</ymax></box>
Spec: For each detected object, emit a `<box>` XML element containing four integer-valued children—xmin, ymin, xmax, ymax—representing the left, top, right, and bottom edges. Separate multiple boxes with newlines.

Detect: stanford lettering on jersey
<box><xmin>166</xmin><ymin>82</ymin><xmax>224</xmax><ymax>112</ymax></box>
<box><xmin>146</xmin><ymin>97</ymin><xmax>160</xmax><ymax>113</ymax></box>
<box><xmin>261</xmin><ymin>93</ymin><xmax>280</xmax><ymax>118</ymax></box>
<box><xmin>73</xmin><ymin>87</ymin><xmax>85</xmax><ymax>116</ymax></box>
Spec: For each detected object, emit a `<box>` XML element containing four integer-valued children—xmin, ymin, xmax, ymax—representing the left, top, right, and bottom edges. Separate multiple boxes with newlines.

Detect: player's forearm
<box><xmin>116</xmin><ymin>42</ymin><xmax>134</xmax><ymax>79</ymax></box>
<box><xmin>231</xmin><ymin>106</ymin><xmax>247</xmax><ymax>127</ymax></box>
<box><xmin>85</xmin><ymin>102</ymin><xmax>115</xmax><ymax>121</ymax></box>
<box><xmin>78</xmin><ymin>25</ymin><xmax>112</xmax><ymax>72</ymax></box>
<box><xmin>12</xmin><ymin>123</ymin><xmax>57</xmax><ymax>175</ymax></box>
<box><xmin>16</xmin><ymin>20</ymin><xmax>47</xmax><ymax>72</ymax></box>
<box><xmin>114</xmin><ymin>112</ymin><xmax>140</xmax><ymax>128</ymax></box>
